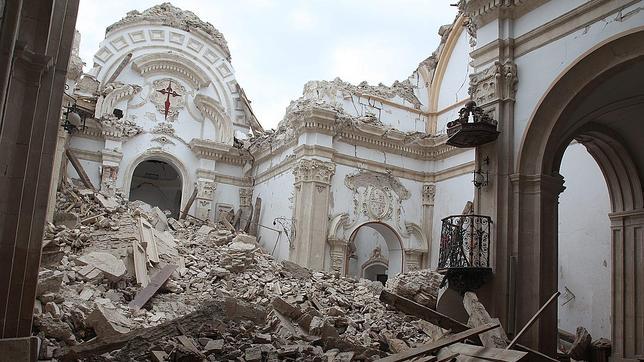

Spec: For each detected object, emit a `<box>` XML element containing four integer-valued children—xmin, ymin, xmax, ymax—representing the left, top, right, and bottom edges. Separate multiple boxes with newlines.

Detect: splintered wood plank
<box><xmin>381</xmin><ymin>290</ymin><xmax>557</xmax><ymax>362</ymax></box>
<box><xmin>138</xmin><ymin>217</ymin><xmax>159</xmax><ymax>264</ymax></box>
<box><xmin>128</xmin><ymin>264</ymin><xmax>177</xmax><ymax>310</ymax></box>
<box><xmin>377</xmin><ymin>323</ymin><xmax>500</xmax><ymax>362</ymax></box>
<box><xmin>380</xmin><ymin>290</ymin><xmax>467</xmax><ymax>333</ymax></box>
<box><xmin>463</xmin><ymin>292</ymin><xmax>509</xmax><ymax>348</ymax></box>
<box><xmin>180</xmin><ymin>186</ymin><xmax>198</xmax><ymax>220</ymax></box>
<box><xmin>132</xmin><ymin>238</ymin><xmax>149</xmax><ymax>287</ymax></box>
<box><xmin>65</xmin><ymin>148</ymin><xmax>96</xmax><ymax>191</ymax></box>
<box><xmin>447</xmin><ymin>343</ymin><xmax>527</xmax><ymax>362</ymax></box>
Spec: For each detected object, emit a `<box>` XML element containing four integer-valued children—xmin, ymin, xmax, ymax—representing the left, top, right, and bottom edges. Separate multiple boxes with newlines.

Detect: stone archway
<box><xmin>515</xmin><ymin>30</ymin><xmax>644</xmax><ymax>360</ymax></box>
<box><xmin>129</xmin><ymin>160</ymin><xmax>183</xmax><ymax>218</ymax></box>
<box><xmin>346</xmin><ymin>222</ymin><xmax>404</xmax><ymax>283</ymax></box>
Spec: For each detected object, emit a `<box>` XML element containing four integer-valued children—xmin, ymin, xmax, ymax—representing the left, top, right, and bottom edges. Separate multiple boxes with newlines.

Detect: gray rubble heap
<box><xmin>35</xmin><ymin>184</ymin><xmax>445</xmax><ymax>361</ymax></box>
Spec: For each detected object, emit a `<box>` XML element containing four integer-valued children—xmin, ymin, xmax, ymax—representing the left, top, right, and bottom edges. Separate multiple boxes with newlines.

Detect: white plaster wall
<box><xmin>558</xmin><ymin>142</ymin><xmax>611</xmax><ymax>339</ymax></box>
<box><xmin>513</xmin><ymin>0</ymin><xmax>589</xmax><ymax>38</ymax></box>
<box><xmin>430</xmin><ymin>173</ymin><xmax>474</xmax><ymax>268</ymax></box>
<box><xmin>67</xmin><ymin>159</ymin><xmax>102</xmax><ymax>188</ymax></box>
<box><xmin>436</xmin><ymin>30</ymin><xmax>472</xmax><ymax>111</ymax></box>
<box><xmin>512</xmin><ymin>2</ymin><xmax>644</xmax><ymax>161</ymax></box>
<box><xmin>253</xmin><ymin>170</ymin><xmax>295</xmax><ymax>260</ymax></box>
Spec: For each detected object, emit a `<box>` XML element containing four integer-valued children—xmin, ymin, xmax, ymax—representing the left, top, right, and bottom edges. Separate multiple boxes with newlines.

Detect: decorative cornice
<box><xmin>459</xmin><ymin>0</ymin><xmax>549</xmax><ymax>27</ymax></box>
<box><xmin>189</xmin><ymin>139</ymin><xmax>251</xmax><ymax>165</ymax></box>
<box><xmin>292</xmin><ymin>159</ymin><xmax>336</xmax><ymax>185</ymax></box>
<box><xmin>132</xmin><ymin>53</ymin><xmax>210</xmax><ymax>89</ymax></box>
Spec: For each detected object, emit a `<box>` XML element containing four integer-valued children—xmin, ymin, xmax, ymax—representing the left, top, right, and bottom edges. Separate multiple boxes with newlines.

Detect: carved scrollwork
<box><xmin>422</xmin><ymin>184</ymin><xmax>436</xmax><ymax>206</ymax></box>
<box><xmin>468</xmin><ymin>60</ymin><xmax>517</xmax><ymax>106</ymax></box>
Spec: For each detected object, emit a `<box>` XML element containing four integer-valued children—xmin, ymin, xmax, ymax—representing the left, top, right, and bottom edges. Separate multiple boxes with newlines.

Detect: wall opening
<box><xmin>346</xmin><ymin>222</ymin><xmax>403</xmax><ymax>283</ymax></box>
<box><xmin>557</xmin><ymin>142</ymin><xmax>611</xmax><ymax>340</ymax></box>
<box><xmin>129</xmin><ymin>160</ymin><xmax>182</xmax><ymax>218</ymax></box>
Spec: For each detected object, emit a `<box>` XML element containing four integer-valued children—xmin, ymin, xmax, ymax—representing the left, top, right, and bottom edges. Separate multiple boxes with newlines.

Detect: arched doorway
<box><xmin>516</xmin><ymin>30</ymin><xmax>644</xmax><ymax>359</ymax></box>
<box><xmin>129</xmin><ymin>160</ymin><xmax>183</xmax><ymax>218</ymax></box>
<box><xmin>346</xmin><ymin>222</ymin><xmax>404</xmax><ymax>284</ymax></box>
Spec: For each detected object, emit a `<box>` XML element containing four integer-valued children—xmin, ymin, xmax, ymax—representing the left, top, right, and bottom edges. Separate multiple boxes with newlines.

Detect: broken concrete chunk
<box><xmin>232</xmin><ymin>233</ymin><xmax>256</xmax><ymax>245</ymax></box>
<box><xmin>204</xmin><ymin>339</ymin><xmax>224</xmax><ymax>353</ymax></box>
<box><xmin>53</xmin><ymin>211</ymin><xmax>80</xmax><ymax>229</ymax></box>
<box><xmin>94</xmin><ymin>193</ymin><xmax>119</xmax><ymax>213</ymax></box>
<box><xmin>149</xmin><ymin>207</ymin><xmax>168</xmax><ymax>231</ymax></box>
<box><xmin>79</xmin><ymin>287</ymin><xmax>95</xmax><ymax>301</ymax></box>
<box><xmin>36</xmin><ymin>269</ymin><xmax>63</xmax><ymax>297</ymax></box>
<box><xmin>77</xmin><ymin>251</ymin><xmax>126</xmax><ymax>281</ymax></box>
<box><xmin>244</xmin><ymin>346</ymin><xmax>262</xmax><ymax>362</ymax></box>
<box><xmin>44</xmin><ymin>302</ymin><xmax>61</xmax><ymax>319</ymax></box>
<box><xmin>87</xmin><ymin>304</ymin><xmax>132</xmax><ymax>338</ymax></box>
<box><xmin>197</xmin><ymin>225</ymin><xmax>214</xmax><ymax>235</ymax></box>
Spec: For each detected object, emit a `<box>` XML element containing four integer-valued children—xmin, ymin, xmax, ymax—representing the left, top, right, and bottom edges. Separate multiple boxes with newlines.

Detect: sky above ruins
<box><xmin>76</xmin><ymin>1</ymin><xmax>458</xmax><ymax>130</ymax></box>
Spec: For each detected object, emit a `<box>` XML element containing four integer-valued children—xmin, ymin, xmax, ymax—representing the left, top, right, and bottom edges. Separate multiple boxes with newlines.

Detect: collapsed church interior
<box><xmin>0</xmin><ymin>0</ymin><xmax>642</xmax><ymax>361</ymax></box>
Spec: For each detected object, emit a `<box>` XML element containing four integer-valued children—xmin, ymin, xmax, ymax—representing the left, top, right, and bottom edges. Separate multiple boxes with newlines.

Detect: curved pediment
<box><xmin>194</xmin><ymin>94</ymin><xmax>233</xmax><ymax>145</ymax></box>
<box><xmin>132</xmin><ymin>53</ymin><xmax>210</xmax><ymax>89</ymax></box>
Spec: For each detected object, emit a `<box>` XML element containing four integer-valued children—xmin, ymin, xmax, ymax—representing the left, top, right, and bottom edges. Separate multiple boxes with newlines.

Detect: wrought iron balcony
<box><xmin>446</xmin><ymin>101</ymin><xmax>499</xmax><ymax>148</ymax></box>
<box><xmin>438</xmin><ymin>214</ymin><xmax>493</xmax><ymax>292</ymax></box>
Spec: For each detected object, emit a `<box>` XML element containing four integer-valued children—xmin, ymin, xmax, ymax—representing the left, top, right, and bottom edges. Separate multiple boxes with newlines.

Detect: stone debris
<box><xmin>33</xmin><ymin>184</ymin><xmax>462</xmax><ymax>361</ymax></box>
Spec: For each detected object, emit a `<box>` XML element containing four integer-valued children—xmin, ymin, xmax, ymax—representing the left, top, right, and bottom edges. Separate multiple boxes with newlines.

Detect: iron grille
<box><xmin>438</xmin><ymin>214</ymin><xmax>492</xmax><ymax>269</ymax></box>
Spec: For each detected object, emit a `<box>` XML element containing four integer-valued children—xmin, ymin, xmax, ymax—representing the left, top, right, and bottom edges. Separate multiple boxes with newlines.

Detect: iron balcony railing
<box><xmin>438</xmin><ymin>214</ymin><xmax>492</xmax><ymax>269</ymax></box>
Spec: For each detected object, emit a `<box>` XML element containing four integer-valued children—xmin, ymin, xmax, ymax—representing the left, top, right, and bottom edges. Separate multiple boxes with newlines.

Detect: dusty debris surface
<box><xmin>35</xmin><ymin>184</ymin><xmax>446</xmax><ymax>361</ymax></box>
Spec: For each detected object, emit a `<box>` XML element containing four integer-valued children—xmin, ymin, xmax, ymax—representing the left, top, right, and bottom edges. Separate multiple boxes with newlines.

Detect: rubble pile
<box><xmin>34</xmin><ymin>185</ymin><xmax>447</xmax><ymax>361</ymax></box>
<box><xmin>385</xmin><ymin>269</ymin><xmax>443</xmax><ymax>310</ymax></box>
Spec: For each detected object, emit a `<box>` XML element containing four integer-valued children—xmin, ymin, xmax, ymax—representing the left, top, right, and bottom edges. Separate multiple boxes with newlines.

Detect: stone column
<box><xmin>238</xmin><ymin>188</ymin><xmax>253</xmax><ymax>232</ymax></box>
<box><xmin>290</xmin><ymin>158</ymin><xmax>335</xmax><ymax>270</ymax></box>
<box><xmin>100</xmin><ymin>148</ymin><xmax>123</xmax><ymax>196</ymax></box>
<box><xmin>513</xmin><ymin>173</ymin><xmax>565</xmax><ymax>354</ymax></box>
<box><xmin>422</xmin><ymin>183</ymin><xmax>436</xmax><ymax>268</ymax></box>
<box><xmin>0</xmin><ymin>0</ymin><xmax>79</xmax><ymax>341</ymax></box>
<box><xmin>609</xmin><ymin>209</ymin><xmax>644</xmax><ymax>360</ymax></box>
<box><xmin>404</xmin><ymin>250</ymin><xmax>423</xmax><ymax>272</ymax></box>
<box><xmin>46</xmin><ymin>128</ymin><xmax>69</xmax><ymax>222</ymax></box>
<box><xmin>328</xmin><ymin>238</ymin><xmax>348</xmax><ymax>274</ymax></box>
<box><xmin>195</xmin><ymin>179</ymin><xmax>216</xmax><ymax>221</ymax></box>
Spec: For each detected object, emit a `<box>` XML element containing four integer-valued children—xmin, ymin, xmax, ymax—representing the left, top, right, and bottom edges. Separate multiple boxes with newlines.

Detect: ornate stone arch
<box><xmin>514</xmin><ymin>29</ymin><xmax>644</xmax><ymax>359</ymax></box>
<box><xmin>121</xmin><ymin>150</ymin><xmax>191</xmax><ymax>210</ymax></box>
<box><xmin>131</xmin><ymin>52</ymin><xmax>210</xmax><ymax>89</ymax></box>
<box><xmin>194</xmin><ymin>93</ymin><xmax>234</xmax><ymax>145</ymax></box>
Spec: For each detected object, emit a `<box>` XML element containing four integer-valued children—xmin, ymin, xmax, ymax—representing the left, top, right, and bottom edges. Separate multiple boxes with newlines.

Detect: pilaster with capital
<box><xmin>195</xmin><ymin>179</ymin><xmax>216</xmax><ymax>221</ymax></box>
<box><xmin>290</xmin><ymin>158</ymin><xmax>336</xmax><ymax>270</ymax></box>
<box><xmin>328</xmin><ymin>238</ymin><xmax>348</xmax><ymax>274</ymax></box>
<box><xmin>100</xmin><ymin>149</ymin><xmax>123</xmax><ymax>196</ymax></box>
<box><xmin>421</xmin><ymin>183</ymin><xmax>436</xmax><ymax>268</ymax></box>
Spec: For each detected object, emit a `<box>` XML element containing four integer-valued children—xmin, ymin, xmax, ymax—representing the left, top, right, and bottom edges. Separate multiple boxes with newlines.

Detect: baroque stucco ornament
<box><xmin>292</xmin><ymin>159</ymin><xmax>336</xmax><ymax>185</ymax></box>
<box><xmin>469</xmin><ymin>60</ymin><xmax>518</xmax><ymax>106</ymax></box>
<box><xmin>422</xmin><ymin>184</ymin><xmax>436</xmax><ymax>206</ymax></box>
<box><xmin>150</xmin><ymin>78</ymin><xmax>186</xmax><ymax>121</ymax></box>
<box><xmin>345</xmin><ymin>170</ymin><xmax>410</xmax><ymax>224</ymax></box>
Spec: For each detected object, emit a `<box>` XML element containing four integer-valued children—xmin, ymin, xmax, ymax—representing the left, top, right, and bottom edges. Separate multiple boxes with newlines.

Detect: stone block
<box><xmin>87</xmin><ymin>305</ymin><xmax>132</xmax><ymax>338</ymax></box>
<box><xmin>77</xmin><ymin>251</ymin><xmax>126</xmax><ymax>281</ymax></box>
<box><xmin>36</xmin><ymin>269</ymin><xmax>63</xmax><ymax>297</ymax></box>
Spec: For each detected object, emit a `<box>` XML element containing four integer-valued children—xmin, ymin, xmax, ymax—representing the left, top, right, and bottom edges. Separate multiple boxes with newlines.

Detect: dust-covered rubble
<box><xmin>34</xmin><ymin>183</ymin><xmax>446</xmax><ymax>361</ymax></box>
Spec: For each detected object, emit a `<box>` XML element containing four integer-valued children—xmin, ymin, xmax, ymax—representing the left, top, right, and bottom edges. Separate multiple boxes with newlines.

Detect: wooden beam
<box><xmin>506</xmin><ymin>292</ymin><xmax>560</xmax><ymax>349</ymax></box>
<box><xmin>380</xmin><ymin>290</ymin><xmax>467</xmax><ymax>333</ymax></box>
<box><xmin>65</xmin><ymin>148</ymin><xmax>95</xmax><ymax>191</ymax></box>
<box><xmin>380</xmin><ymin>290</ymin><xmax>558</xmax><ymax>362</ymax></box>
<box><xmin>128</xmin><ymin>264</ymin><xmax>177</xmax><ymax>311</ymax></box>
<box><xmin>377</xmin><ymin>323</ymin><xmax>500</xmax><ymax>362</ymax></box>
<box><xmin>446</xmin><ymin>343</ymin><xmax>527</xmax><ymax>362</ymax></box>
<box><xmin>179</xmin><ymin>184</ymin><xmax>198</xmax><ymax>220</ymax></box>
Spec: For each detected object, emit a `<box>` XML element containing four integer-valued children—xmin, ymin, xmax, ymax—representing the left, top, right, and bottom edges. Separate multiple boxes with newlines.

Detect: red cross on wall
<box><xmin>156</xmin><ymin>80</ymin><xmax>181</xmax><ymax>120</ymax></box>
